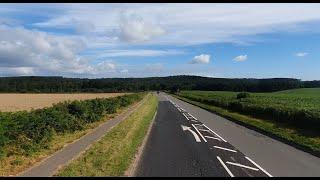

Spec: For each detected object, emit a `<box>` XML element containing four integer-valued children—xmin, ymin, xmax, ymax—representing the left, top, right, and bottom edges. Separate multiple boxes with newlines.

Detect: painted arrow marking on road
<box><xmin>181</xmin><ymin>125</ymin><xmax>201</xmax><ymax>142</ymax></box>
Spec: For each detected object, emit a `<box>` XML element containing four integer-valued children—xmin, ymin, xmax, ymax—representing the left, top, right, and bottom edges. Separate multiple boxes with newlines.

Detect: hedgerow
<box><xmin>0</xmin><ymin>93</ymin><xmax>144</xmax><ymax>158</ymax></box>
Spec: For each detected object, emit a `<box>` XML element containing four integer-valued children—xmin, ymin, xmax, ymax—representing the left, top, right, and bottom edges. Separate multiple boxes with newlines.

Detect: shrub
<box><xmin>0</xmin><ymin>93</ymin><xmax>144</xmax><ymax>157</ymax></box>
<box><xmin>237</xmin><ymin>92</ymin><xmax>250</xmax><ymax>99</ymax></box>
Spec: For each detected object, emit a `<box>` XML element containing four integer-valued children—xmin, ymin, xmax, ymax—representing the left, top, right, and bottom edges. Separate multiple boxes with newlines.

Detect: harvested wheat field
<box><xmin>0</xmin><ymin>93</ymin><xmax>128</xmax><ymax>112</ymax></box>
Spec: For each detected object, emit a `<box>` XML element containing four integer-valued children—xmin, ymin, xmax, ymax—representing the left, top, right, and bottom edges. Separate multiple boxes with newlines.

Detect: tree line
<box><xmin>0</xmin><ymin>75</ymin><xmax>319</xmax><ymax>93</ymax></box>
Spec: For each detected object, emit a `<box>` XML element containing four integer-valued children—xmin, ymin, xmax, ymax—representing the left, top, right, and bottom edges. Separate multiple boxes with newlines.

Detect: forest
<box><xmin>0</xmin><ymin>75</ymin><xmax>319</xmax><ymax>93</ymax></box>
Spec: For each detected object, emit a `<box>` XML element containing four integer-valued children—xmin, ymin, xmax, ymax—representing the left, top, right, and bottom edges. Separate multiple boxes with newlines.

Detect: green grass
<box><xmin>173</xmin><ymin>88</ymin><xmax>320</xmax><ymax>156</ymax></box>
<box><xmin>56</xmin><ymin>94</ymin><xmax>158</xmax><ymax>176</ymax></box>
<box><xmin>178</xmin><ymin>89</ymin><xmax>320</xmax><ymax>130</ymax></box>
<box><xmin>273</xmin><ymin>88</ymin><xmax>320</xmax><ymax>97</ymax></box>
<box><xmin>180</xmin><ymin>88</ymin><xmax>320</xmax><ymax>111</ymax></box>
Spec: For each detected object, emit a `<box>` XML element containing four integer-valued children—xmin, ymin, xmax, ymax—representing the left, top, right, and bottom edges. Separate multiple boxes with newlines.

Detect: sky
<box><xmin>0</xmin><ymin>3</ymin><xmax>320</xmax><ymax>80</ymax></box>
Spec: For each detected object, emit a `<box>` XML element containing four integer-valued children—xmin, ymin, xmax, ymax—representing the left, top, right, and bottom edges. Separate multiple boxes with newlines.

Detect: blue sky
<box><xmin>0</xmin><ymin>3</ymin><xmax>319</xmax><ymax>80</ymax></box>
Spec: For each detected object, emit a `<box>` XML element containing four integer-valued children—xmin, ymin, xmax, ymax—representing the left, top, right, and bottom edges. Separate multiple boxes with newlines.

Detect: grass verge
<box><xmin>172</xmin><ymin>94</ymin><xmax>320</xmax><ymax>157</ymax></box>
<box><xmin>0</xmin><ymin>95</ymin><xmax>143</xmax><ymax>176</ymax></box>
<box><xmin>55</xmin><ymin>94</ymin><xmax>158</xmax><ymax>176</ymax></box>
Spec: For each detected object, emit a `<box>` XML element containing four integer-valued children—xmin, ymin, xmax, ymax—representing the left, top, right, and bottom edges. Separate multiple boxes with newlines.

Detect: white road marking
<box><xmin>213</xmin><ymin>146</ymin><xmax>237</xmax><ymax>153</ymax></box>
<box><xmin>245</xmin><ymin>157</ymin><xmax>273</xmax><ymax>177</ymax></box>
<box><xmin>217</xmin><ymin>156</ymin><xmax>234</xmax><ymax>177</ymax></box>
<box><xmin>191</xmin><ymin>124</ymin><xmax>207</xmax><ymax>142</ymax></box>
<box><xmin>182</xmin><ymin>113</ymin><xmax>190</xmax><ymax>120</ymax></box>
<box><xmin>187</xmin><ymin>113</ymin><xmax>198</xmax><ymax>120</ymax></box>
<box><xmin>204</xmin><ymin>136</ymin><xmax>221</xmax><ymax>141</ymax></box>
<box><xmin>198</xmin><ymin>129</ymin><xmax>211</xmax><ymax>132</ymax></box>
<box><xmin>226</xmin><ymin>161</ymin><xmax>259</xmax><ymax>171</ymax></box>
<box><xmin>181</xmin><ymin>125</ymin><xmax>201</xmax><ymax>142</ymax></box>
<box><xmin>190</xmin><ymin>119</ymin><xmax>198</xmax><ymax>123</ymax></box>
<box><xmin>202</xmin><ymin>124</ymin><xmax>227</xmax><ymax>142</ymax></box>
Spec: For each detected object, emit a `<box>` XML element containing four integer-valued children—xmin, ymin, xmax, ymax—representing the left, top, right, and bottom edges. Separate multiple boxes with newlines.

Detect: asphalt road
<box><xmin>135</xmin><ymin>93</ymin><xmax>320</xmax><ymax>177</ymax></box>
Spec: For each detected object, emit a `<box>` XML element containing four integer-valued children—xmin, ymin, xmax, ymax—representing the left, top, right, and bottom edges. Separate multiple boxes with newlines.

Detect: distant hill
<box><xmin>0</xmin><ymin>75</ymin><xmax>319</xmax><ymax>93</ymax></box>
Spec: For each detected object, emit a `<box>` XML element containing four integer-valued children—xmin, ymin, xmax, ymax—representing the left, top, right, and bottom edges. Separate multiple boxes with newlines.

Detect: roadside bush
<box><xmin>236</xmin><ymin>92</ymin><xmax>250</xmax><ymax>99</ymax></box>
<box><xmin>0</xmin><ymin>93</ymin><xmax>144</xmax><ymax>158</ymax></box>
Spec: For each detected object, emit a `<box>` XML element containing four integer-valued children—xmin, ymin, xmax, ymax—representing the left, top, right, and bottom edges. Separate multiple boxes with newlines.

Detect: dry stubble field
<box><xmin>0</xmin><ymin>93</ymin><xmax>128</xmax><ymax>112</ymax></box>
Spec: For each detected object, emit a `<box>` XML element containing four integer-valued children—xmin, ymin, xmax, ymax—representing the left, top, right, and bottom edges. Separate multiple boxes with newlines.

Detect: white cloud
<box><xmin>119</xmin><ymin>12</ymin><xmax>166</xmax><ymax>43</ymax></box>
<box><xmin>94</xmin><ymin>61</ymin><xmax>116</xmax><ymax>73</ymax></box>
<box><xmin>2</xmin><ymin>4</ymin><xmax>320</xmax><ymax>78</ymax></box>
<box><xmin>34</xmin><ymin>18</ymin><xmax>96</xmax><ymax>34</ymax></box>
<box><xmin>28</xmin><ymin>3</ymin><xmax>320</xmax><ymax>46</ymax></box>
<box><xmin>0</xmin><ymin>25</ymin><xmax>84</xmax><ymax>70</ymax></box>
<box><xmin>95</xmin><ymin>49</ymin><xmax>184</xmax><ymax>58</ymax></box>
<box><xmin>233</xmin><ymin>55</ymin><xmax>248</xmax><ymax>62</ymax></box>
<box><xmin>0</xmin><ymin>25</ymin><xmax>119</xmax><ymax>76</ymax></box>
<box><xmin>189</xmin><ymin>54</ymin><xmax>210</xmax><ymax>64</ymax></box>
<box><xmin>295</xmin><ymin>52</ymin><xmax>308</xmax><ymax>57</ymax></box>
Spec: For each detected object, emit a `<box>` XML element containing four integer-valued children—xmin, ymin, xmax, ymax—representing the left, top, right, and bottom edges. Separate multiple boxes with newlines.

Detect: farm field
<box><xmin>175</xmin><ymin>88</ymin><xmax>320</xmax><ymax>154</ymax></box>
<box><xmin>0</xmin><ymin>93</ymin><xmax>128</xmax><ymax>112</ymax></box>
<box><xmin>178</xmin><ymin>88</ymin><xmax>320</xmax><ymax>128</ymax></box>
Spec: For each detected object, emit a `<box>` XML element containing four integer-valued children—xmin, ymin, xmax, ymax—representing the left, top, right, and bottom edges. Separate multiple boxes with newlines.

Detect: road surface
<box><xmin>135</xmin><ymin>93</ymin><xmax>320</xmax><ymax>177</ymax></box>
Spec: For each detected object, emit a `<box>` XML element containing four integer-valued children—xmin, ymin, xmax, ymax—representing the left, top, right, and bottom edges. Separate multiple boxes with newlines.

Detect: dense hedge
<box><xmin>178</xmin><ymin>92</ymin><xmax>320</xmax><ymax>131</ymax></box>
<box><xmin>0</xmin><ymin>93</ymin><xmax>144</xmax><ymax>158</ymax></box>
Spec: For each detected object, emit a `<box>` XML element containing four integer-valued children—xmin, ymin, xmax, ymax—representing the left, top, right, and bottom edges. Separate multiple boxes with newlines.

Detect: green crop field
<box><xmin>178</xmin><ymin>88</ymin><xmax>320</xmax><ymax>130</ymax></box>
<box><xmin>175</xmin><ymin>88</ymin><xmax>320</xmax><ymax>155</ymax></box>
<box><xmin>273</xmin><ymin>88</ymin><xmax>320</xmax><ymax>97</ymax></box>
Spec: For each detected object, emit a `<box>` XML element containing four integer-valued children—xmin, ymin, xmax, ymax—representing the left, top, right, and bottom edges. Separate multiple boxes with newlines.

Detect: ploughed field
<box><xmin>0</xmin><ymin>93</ymin><xmax>127</xmax><ymax>112</ymax></box>
<box><xmin>178</xmin><ymin>88</ymin><xmax>320</xmax><ymax>130</ymax></box>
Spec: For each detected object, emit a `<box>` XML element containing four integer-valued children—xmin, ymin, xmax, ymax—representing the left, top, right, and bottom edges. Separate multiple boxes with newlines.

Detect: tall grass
<box><xmin>56</xmin><ymin>94</ymin><xmax>158</xmax><ymax>176</ymax></box>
